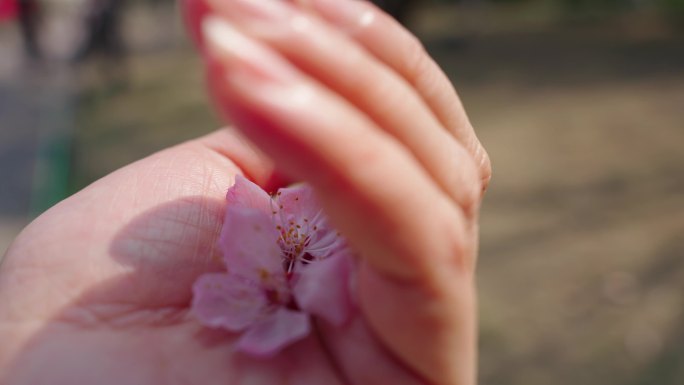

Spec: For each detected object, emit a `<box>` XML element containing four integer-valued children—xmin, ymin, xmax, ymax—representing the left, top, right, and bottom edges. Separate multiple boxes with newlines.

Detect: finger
<box><xmin>205</xmin><ymin>0</ymin><xmax>481</xmax><ymax>213</ymax></box>
<box><xmin>295</xmin><ymin>0</ymin><xmax>492</xmax><ymax>189</ymax></box>
<box><xmin>197</xmin><ymin>128</ymin><xmax>292</xmax><ymax>192</ymax></box>
<box><xmin>203</xmin><ymin>16</ymin><xmax>472</xmax><ymax>283</ymax></box>
<box><xmin>359</xmin><ymin>262</ymin><xmax>477</xmax><ymax>385</ymax></box>
<box><xmin>203</xmin><ymin>17</ymin><xmax>476</xmax><ymax>385</ymax></box>
<box><xmin>316</xmin><ymin>316</ymin><xmax>426</xmax><ymax>385</ymax></box>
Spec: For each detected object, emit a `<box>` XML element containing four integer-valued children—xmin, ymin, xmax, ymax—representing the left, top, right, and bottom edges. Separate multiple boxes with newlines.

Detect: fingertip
<box><xmin>475</xmin><ymin>143</ymin><xmax>493</xmax><ymax>194</ymax></box>
<box><xmin>293</xmin><ymin>0</ymin><xmax>380</xmax><ymax>34</ymax></box>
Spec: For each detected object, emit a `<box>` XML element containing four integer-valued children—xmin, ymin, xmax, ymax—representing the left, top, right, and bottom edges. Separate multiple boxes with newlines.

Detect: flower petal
<box><xmin>191</xmin><ymin>273</ymin><xmax>267</xmax><ymax>331</ymax></box>
<box><xmin>277</xmin><ymin>183</ymin><xmax>348</xmax><ymax>260</ymax></box>
<box><xmin>220</xmin><ymin>206</ymin><xmax>284</xmax><ymax>283</ymax></box>
<box><xmin>276</xmin><ymin>183</ymin><xmax>322</xmax><ymax>223</ymax></box>
<box><xmin>306</xmin><ymin>227</ymin><xmax>348</xmax><ymax>260</ymax></box>
<box><xmin>226</xmin><ymin>174</ymin><xmax>273</xmax><ymax>214</ymax></box>
<box><xmin>236</xmin><ymin>308</ymin><xmax>311</xmax><ymax>357</ymax></box>
<box><xmin>293</xmin><ymin>254</ymin><xmax>355</xmax><ymax>327</ymax></box>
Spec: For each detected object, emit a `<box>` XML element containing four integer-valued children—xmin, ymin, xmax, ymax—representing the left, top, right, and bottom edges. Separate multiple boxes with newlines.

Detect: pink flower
<box><xmin>192</xmin><ymin>175</ymin><xmax>355</xmax><ymax>357</ymax></box>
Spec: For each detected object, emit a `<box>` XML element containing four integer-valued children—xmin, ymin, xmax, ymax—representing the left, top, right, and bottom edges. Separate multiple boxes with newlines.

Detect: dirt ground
<box><xmin>428</xmin><ymin>8</ymin><xmax>684</xmax><ymax>384</ymax></box>
<box><xmin>2</xmin><ymin>1</ymin><xmax>683</xmax><ymax>384</ymax></box>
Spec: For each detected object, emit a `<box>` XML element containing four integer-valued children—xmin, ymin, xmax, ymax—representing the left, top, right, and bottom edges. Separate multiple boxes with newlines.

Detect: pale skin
<box><xmin>0</xmin><ymin>0</ymin><xmax>492</xmax><ymax>384</ymax></box>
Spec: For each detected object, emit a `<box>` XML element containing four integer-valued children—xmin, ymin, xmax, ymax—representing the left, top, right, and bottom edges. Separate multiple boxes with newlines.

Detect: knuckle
<box><xmin>474</xmin><ymin>141</ymin><xmax>493</xmax><ymax>192</ymax></box>
<box><xmin>403</xmin><ymin>36</ymin><xmax>448</xmax><ymax>108</ymax></box>
<box><xmin>403</xmin><ymin>34</ymin><xmax>432</xmax><ymax>83</ymax></box>
<box><xmin>462</xmin><ymin>124</ymin><xmax>492</xmax><ymax>194</ymax></box>
<box><xmin>459</xmin><ymin>174</ymin><xmax>483</xmax><ymax>217</ymax></box>
<box><xmin>446</xmin><ymin>146</ymin><xmax>483</xmax><ymax>215</ymax></box>
<box><xmin>438</xmin><ymin>210</ymin><xmax>474</xmax><ymax>275</ymax></box>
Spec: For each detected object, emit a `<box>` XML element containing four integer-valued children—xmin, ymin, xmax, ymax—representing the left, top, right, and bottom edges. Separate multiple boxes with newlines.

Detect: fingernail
<box><xmin>202</xmin><ymin>16</ymin><xmax>313</xmax><ymax>122</ymax></box>
<box><xmin>296</xmin><ymin>0</ymin><xmax>376</xmax><ymax>32</ymax></box>
<box><xmin>207</xmin><ymin>0</ymin><xmax>292</xmax><ymax>22</ymax></box>
<box><xmin>201</xmin><ymin>16</ymin><xmax>298</xmax><ymax>84</ymax></box>
<box><xmin>207</xmin><ymin>0</ymin><xmax>316</xmax><ymax>38</ymax></box>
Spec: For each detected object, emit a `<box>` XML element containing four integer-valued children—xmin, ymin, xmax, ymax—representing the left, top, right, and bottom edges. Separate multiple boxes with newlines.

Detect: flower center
<box><xmin>270</xmin><ymin>192</ymin><xmax>342</xmax><ymax>276</ymax></box>
<box><xmin>276</xmin><ymin>219</ymin><xmax>312</xmax><ymax>275</ymax></box>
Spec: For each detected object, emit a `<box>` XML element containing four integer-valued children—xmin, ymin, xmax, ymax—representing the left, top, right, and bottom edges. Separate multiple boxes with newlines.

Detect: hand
<box><xmin>0</xmin><ymin>1</ymin><xmax>491</xmax><ymax>384</ymax></box>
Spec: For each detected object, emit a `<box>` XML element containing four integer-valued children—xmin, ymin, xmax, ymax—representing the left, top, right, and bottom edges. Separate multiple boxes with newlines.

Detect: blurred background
<box><xmin>0</xmin><ymin>0</ymin><xmax>683</xmax><ymax>383</ymax></box>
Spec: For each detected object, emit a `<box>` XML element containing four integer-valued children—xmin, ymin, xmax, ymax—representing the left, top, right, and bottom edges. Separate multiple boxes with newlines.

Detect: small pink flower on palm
<box><xmin>192</xmin><ymin>175</ymin><xmax>354</xmax><ymax>356</ymax></box>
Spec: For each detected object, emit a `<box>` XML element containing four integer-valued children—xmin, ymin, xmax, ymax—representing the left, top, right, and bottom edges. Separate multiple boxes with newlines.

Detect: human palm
<box><xmin>0</xmin><ymin>1</ymin><xmax>491</xmax><ymax>384</ymax></box>
<box><xmin>0</xmin><ymin>132</ymin><xmax>407</xmax><ymax>384</ymax></box>
<box><xmin>1</xmin><ymin>130</ymin><xmax>456</xmax><ymax>384</ymax></box>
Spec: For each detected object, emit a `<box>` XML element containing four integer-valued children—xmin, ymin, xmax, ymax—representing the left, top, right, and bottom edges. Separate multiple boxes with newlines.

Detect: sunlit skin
<box><xmin>0</xmin><ymin>1</ymin><xmax>491</xmax><ymax>384</ymax></box>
